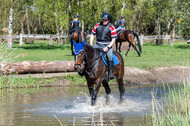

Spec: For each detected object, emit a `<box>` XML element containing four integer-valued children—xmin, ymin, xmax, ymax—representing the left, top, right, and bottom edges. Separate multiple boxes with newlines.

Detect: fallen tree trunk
<box><xmin>0</xmin><ymin>61</ymin><xmax>75</xmax><ymax>74</ymax></box>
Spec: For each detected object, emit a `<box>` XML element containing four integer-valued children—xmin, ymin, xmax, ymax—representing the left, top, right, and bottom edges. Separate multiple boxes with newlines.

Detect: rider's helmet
<box><xmin>121</xmin><ymin>16</ymin><xmax>125</xmax><ymax>19</ymax></box>
<box><xmin>74</xmin><ymin>15</ymin><xmax>78</xmax><ymax>18</ymax></box>
<box><xmin>101</xmin><ymin>13</ymin><xmax>112</xmax><ymax>22</ymax></box>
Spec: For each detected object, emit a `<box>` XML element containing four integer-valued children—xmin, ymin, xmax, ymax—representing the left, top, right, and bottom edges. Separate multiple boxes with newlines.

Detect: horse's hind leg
<box><xmin>116</xmin><ymin>78</ymin><xmax>125</xmax><ymax>103</ymax></box>
<box><xmin>102</xmin><ymin>80</ymin><xmax>111</xmax><ymax>104</ymax></box>
<box><xmin>125</xmin><ymin>42</ymin><xmax>131</xmax><ymax>56</ymax></box>
<box><xmin>131</xmin><ymin>42</ymin><xmax>141</xmax><ymax>57</ymax></box>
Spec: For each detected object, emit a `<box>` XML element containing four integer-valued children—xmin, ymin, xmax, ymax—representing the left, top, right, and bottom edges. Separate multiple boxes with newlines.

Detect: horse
<box><xmin>116</xmin><ymin>30</ymin><xmax>142</xmax><ymax>57</ymax></box>
<box><xmin>70</xmin><ymin>30</ymin><xmax>85</xmax><ymax>55</ymax></box>
<box><xmin>73</xmin><ymin>40</ymin><xmax>125</xmax><ymax>106</ymax></box>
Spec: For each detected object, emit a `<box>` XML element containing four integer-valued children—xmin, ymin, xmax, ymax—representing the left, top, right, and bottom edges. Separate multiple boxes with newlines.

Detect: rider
<box><xmin>68</xmin><ymin>15</ymin><xmax>81</xmax><ymax>40</ymax></box>
<box><xmin>116</xmin><ymin>16</ymin><xmax>126</xmax><ymax>33</ymax></box>
<box><xmin>90</xmin><ymin>13</ymin><xmax>117</xmax><ymax>80</ymax></box>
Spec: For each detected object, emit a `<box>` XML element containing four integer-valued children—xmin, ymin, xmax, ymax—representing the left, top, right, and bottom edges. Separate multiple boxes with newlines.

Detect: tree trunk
<box><xmin>7</xmin><ymin>8</ymin><xmax>13</xmax><ymax>49</ymax></box>
<box><xmin>0</xmin><ymin>61</ymin><xmax>75</xmax><ymax>74</ymax></box>
<box><xmin>26</xmin><ymin>7</ymin><xmax>31</xmax><ymax>35</ymax></box>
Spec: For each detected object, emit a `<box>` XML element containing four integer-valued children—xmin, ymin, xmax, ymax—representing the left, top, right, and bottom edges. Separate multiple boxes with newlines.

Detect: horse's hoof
<box><xmin>91</xmin><ymin>100</ymin><xmax>96</xmax><ymax>106</ymax></box>
<box><xmin>106</xmin><ymin>95</ymin><xmax>110</xmax><ymax>105</ymax></box>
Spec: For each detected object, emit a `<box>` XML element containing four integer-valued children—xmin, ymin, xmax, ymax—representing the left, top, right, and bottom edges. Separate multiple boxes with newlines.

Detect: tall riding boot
<box><xmin>108</xmin><ymin>61</ymin><xmax>115</xmax><ymax>80</ymax></box>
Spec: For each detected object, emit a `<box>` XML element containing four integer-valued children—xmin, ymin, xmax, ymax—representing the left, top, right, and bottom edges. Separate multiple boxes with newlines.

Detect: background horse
<box><xmin>116</xmin><ymin>30</ymin><xmax>142</xmax><ymax>56</ymax></box>
<box><xmin>73</xmin><ymin>42</ymin><xmax>125</xmax><ymax>106</ymax></box>
<box><xmin>70</xmin><ymin>30</ymin><xmax>85</xmax><ymax>55</ymax></box>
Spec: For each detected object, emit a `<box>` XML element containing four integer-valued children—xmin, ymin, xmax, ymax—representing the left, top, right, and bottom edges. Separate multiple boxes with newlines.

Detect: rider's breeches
<box><xmin>94</xmin><ymin>43</ymin><xmax>113</xmax><ymax>61</ymax></box>
<box><xmin>116</xmin><ymin>26</ymin><xmax>125</xmax><ymax>32</ymax></box>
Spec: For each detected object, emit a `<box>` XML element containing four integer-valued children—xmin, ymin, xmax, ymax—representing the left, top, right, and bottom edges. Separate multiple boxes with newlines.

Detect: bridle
<box><xmin>75</xmin><ymin>48</ymin><xmax>100</xmax><ymax>77</ymax></box>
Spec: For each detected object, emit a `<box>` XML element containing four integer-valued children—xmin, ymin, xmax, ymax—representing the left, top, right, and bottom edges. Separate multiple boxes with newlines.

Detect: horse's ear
<box><xmin>72</xmin><ymin>39</ymin><xmax>77</xmax><ymax>46</ymax></box>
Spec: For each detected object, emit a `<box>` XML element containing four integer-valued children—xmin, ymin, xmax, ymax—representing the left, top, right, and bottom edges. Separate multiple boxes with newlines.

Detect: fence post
<box><xmin>60</xmin><ymin>37</ymin><xmax>63</xmax><ymax>44</ymax></box>
<box><xmin>49</xmin><ymin>34</ymin><xmax>53</xmax><ymax>45</ymax></box>
<box><xmin>140</xmin><ymin>35</ymin><xmax>144</xmax><ymax>46</ymax></box>
<box><xmin>64</xmin><ymin>36</ymin><xmax>66</xmax><ymax>44</ymax></box>
<box><xmin>19</xmin><ymin>34</ymin><xmax>23</xmax><ymax>46</ymax></box>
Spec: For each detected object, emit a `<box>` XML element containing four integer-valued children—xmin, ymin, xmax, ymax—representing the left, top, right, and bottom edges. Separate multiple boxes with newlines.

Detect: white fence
<box><xmin>0</xmin><ymin>34</ymin><xmax>175</xmax><ymax>46</ymax></box>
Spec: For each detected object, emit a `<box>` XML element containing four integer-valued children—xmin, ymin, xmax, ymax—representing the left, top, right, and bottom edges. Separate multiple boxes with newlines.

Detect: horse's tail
<box><xmin>78</xmin><ymin>31</ymin><xmax>82</xmax><ymax>43</ymax></box>
<box><xmin>133</xmin><ymin>31</ymin><xmax>142</xmax><ymax>53</ymax></box>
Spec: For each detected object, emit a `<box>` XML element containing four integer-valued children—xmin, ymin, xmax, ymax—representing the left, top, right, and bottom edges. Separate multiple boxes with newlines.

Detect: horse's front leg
<box><xmin>115</xmin><ymin>41</ymin><xmax>118</xmax><ymax>52</ymax></box>
<box><xmin>71</xmin><ymin>40</ymin><xmax>74</xmax><ymax>55</ymax></box>
<box><xmin>119</xmin><ymin>42</ymin><xmax>122</xmax><ymax>53</ymax></box>
<box><xmin>91</xmin><ymin>80</ymin><xmax>102</xmax><ymax>106</ymax></box>
<box><xmin>102</xmin><ymin>80</ymin><xmax>111</xmax><ymax>104</ymax></box>
<box><xmin>116</xmin><ymin>78</ymin><xmax>125</xmax><ymax>103</ymax></box>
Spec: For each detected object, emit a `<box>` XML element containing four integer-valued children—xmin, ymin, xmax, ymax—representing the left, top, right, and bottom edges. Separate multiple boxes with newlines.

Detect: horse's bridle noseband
<box><xmin>75</xmin><ymin>50</ymin><xmax>100</xmax><ymax>77</ymax></box>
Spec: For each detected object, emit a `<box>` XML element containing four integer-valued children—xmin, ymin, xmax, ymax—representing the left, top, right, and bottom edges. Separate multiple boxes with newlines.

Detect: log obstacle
<box><xmin>0</xmin><ymin>61</ymin><xmax>75</xmax><ymax>74</ymax></box>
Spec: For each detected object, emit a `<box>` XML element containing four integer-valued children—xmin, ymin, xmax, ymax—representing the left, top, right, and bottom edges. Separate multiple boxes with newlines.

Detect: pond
<box><xmin>0</xmin><ymin>84</ymin><xmax>178</xmax><ymax>126</ymax></box>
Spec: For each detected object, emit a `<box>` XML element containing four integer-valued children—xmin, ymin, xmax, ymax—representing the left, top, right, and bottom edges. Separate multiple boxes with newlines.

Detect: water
<box><xmin>0</xmin><ymin>84</ymin><xmax>178</xmax><ymax>126</ymax></box>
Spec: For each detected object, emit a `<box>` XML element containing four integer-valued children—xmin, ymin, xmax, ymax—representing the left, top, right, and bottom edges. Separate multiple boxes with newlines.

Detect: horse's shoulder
<box><xmin>113</xmin><ymin>51</ymin><xmax>122</xmax><ymax>59</ymax></box>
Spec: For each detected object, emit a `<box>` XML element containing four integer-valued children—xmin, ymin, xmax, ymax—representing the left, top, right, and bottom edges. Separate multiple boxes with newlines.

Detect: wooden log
<box><xmin>0</xmin><ymin>61</ymin><xmax>75</xmax><ymax>74</ymax></box>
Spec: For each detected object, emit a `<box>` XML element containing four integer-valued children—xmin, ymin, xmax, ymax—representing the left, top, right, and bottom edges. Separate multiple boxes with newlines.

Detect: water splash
<box><xmin>30</xmin><ymin>92</ymin><xmax>151</xmax><ymax>118</ymax></box>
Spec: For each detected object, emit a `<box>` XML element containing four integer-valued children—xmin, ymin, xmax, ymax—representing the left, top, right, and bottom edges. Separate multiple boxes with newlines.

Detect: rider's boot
<box><xmin>108</xmin><ymin>61</ymin><xmax>115</xmax><ymax>80</ymax></box>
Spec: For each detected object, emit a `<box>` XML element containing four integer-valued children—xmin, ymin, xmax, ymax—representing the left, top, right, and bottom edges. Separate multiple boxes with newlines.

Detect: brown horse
<box><xmin>73</xmin><ymin>42</ymin><xmax>125</xmax><ymax>106</ymax></box>
<box><xmin>70</xmin><ymin>30</ymin><xmax>85</xmax><ymax>55</ymax></box>
<box><xmin>116</xmin><ymin>30</ymin><xmax>142</xmax><ymax>56</ymax></box>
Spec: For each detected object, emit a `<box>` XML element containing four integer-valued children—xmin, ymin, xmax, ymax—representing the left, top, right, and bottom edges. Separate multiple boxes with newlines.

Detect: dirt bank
<box><xmin>9</xmin><ymin>66</ymin><xmax>190</xmax><ymax>85</ymax></box>
<box><xmin>124</xmin><ymin>66</ymin><xmax>190</xmax><ymax>85</ymax></box>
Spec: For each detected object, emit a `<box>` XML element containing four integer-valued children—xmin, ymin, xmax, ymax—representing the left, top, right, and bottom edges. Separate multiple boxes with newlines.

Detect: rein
<box><xmin>79</xmin><ymin>50</ymin><xmax>101</xmax><ymax>77</ymax></box>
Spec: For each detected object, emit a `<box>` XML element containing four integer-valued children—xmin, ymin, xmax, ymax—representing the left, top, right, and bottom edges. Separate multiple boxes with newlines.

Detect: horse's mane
<box><xmin>84</xmin><ymin>43</ymin><xmax>100</xmax><ymax>59</ymax></box>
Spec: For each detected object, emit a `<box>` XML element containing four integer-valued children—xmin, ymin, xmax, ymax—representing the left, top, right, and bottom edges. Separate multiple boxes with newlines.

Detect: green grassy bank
<box><xmin>144</xmin><ymin>82</ymin><xmax>190</xmax><ymax>126</ymax></box>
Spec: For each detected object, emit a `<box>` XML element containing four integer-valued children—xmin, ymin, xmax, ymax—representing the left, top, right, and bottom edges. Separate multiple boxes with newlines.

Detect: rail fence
<box><xmin>0</xmin><ymin>34</ymin><xmax>179</xmax><ymax>46</ymax></box>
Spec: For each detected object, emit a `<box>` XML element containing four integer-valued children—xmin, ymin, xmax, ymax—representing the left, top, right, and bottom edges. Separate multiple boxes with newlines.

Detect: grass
<box><xmin>144</xmin><ymin>81</ymin><xmax>190</xmax><ymax>126</ymax></box>
<box><xmin>0</xmin><ymin>75</ymin><xmax>56</xmax><ymax>88</ymax></box>
<box><xmin>121</xmin><ymin>42</ymin><xmax>190</xmax><ymax>69</ymax></box>
<box><xmin>0</xmin><ymin>73</ymin><xmax>90</xmax><ymax>89</ymax></box>
<box><xmin>9</xmin><ymin>40</ymin><xmax>190</xmax><ymax>69</ymax></box>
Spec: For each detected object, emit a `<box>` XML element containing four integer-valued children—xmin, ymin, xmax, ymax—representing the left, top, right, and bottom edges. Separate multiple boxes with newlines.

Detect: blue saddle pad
<box><xmin>100</xmin><ymin>52</ymin><xmax>119</xmax><ymax>66</ymax></box>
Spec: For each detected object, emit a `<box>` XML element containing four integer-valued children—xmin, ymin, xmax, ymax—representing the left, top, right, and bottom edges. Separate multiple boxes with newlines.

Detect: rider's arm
<box><xmin>117</xmin><ymin>20</ymin><xmax>121</xmax><ymax>26</ymax></box>
<box><xmin>108</xmin><ymin>38</ymin><xmax>116</xmax><ymax>48</ymax></box>
<box><xmin>103</xmin><ymin>38</ymin><xmax>116</xmax><ymax>52</ymax></box>
<box><xmin>79</xmin><ymin>21</ymin><xmax>81</xmax><ymax>28</ymax></box>
<box><xmin>90</xmin><ymin>34</ymin><xmax>95</xmax><ymax>46</ymax></box>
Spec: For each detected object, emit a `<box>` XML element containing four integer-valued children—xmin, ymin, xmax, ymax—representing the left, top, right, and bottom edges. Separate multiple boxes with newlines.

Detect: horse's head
<box><xmin>73</xmin><ymin>39</ymin><xmax>86</xmax><ymax>72</ymax></box>
<box><xmin>71</xmin><ymin>31</ymin><xmax>85</xmax><ymax>43</ymax></box>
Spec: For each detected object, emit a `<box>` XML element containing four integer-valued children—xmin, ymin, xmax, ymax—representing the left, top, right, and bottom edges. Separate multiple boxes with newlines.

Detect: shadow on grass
<box><xmin>174</xmin><ymin>44</ymin><xmax>190</xmax><ymax>49</ymax></box>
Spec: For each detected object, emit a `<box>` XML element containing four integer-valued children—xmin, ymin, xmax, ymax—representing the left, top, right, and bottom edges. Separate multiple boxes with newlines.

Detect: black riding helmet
<box><xmin>101</xmin><ymin>13</ymin><xmax>112</xmax><ymax>22</ymax></box>
<box><xmin>121</xmin><ymin>16</ymin><xmax>125</xmax><ymax>19</ymax></box>
<box><xmin>74</xmin><ymin>15</ymin><xmax>78</xmax><ymax>18</ymax></box>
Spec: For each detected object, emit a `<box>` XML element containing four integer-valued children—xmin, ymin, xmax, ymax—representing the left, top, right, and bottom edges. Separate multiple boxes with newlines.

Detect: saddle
<box><xmin>99</xmin><ymin>52</ymin><xmax>119</xmax><ymax>66</ymax></box>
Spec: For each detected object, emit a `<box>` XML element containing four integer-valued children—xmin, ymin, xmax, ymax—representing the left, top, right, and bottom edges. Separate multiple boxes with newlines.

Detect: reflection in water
<box><xmin>0</xmin><ymin>84</ymin><xmax>179</xmax><ymax>126</ymax></box>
